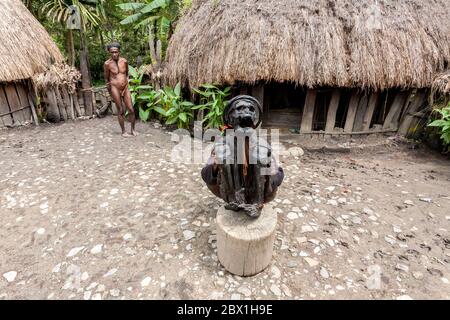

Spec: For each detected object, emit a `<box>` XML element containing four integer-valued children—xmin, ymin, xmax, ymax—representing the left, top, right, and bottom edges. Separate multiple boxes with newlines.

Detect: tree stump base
<box><xmin>216</xmin><ymin>205</ymin><xmax>277</xmax><ymax>277</ymax></box>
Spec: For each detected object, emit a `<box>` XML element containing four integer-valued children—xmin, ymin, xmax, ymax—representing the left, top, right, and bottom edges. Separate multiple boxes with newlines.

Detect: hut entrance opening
<box><xmin>263</xmin><ymin>82</ymin><xmax>305</xmax><ymax>129</ymax></box>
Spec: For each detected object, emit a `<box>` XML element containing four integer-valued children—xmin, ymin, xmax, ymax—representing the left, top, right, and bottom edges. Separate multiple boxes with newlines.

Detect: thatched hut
<box><xmin>166</xmin><ymin>0</ymin><xmax>450</xmax><ymax>135</ymax></box>
<box><xmin>0</xmin><ymin>0</ymin><xmax>63</xmax><ymax>127</ymax></box>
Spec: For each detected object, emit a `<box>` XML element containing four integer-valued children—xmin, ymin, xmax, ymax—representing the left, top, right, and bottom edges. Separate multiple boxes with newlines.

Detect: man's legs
<box><xmin>123</xmin><ymin>88</ymin><xmax>137</xmax><ymax>135</ymax></box>
<box><xmin>110</xmin><ymin>86</ymin><xmax>126</xmax><ymax>135</ymax></box>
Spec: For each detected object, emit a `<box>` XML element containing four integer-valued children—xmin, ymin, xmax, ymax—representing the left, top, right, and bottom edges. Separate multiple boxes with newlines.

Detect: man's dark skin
<box><xmin>104</xmin><ymin>44</ymin><xmax>137</xmax><ymax>137</ymax></box>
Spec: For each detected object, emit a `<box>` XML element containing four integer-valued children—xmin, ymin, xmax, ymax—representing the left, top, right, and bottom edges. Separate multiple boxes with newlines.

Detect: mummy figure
<box><xmin>201</xmin><ymin>95</ymin><xmax>284</xmax><ymax>218</ymax></box>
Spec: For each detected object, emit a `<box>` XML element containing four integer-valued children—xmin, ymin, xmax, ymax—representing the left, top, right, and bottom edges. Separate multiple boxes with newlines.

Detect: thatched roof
<box><xmin>165</xmin><ymin>0</ymin><xmax>450</xmax><ymax>90</ymax></box>
<box><xmin>33</xmin><ymin>63</ymin><xmax>81</xmax><ymax>94</ymax></box>
<box><xmin>0</xmin><ymin>0</ymin><xmax>63</xmax><ymax>83</ymax></box>
<box><xmin>432</xmin><ymin>71</ymin><xmax>450</xmax><ymax>96</ymax></box>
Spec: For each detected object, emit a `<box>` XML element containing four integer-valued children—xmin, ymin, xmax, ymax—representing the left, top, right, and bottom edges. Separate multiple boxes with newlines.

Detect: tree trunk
<box><xmin>66</xmin><ymin>29</ymin><xmax>76</xmax><ymax>66</ymax></box>
<box><xmin>79</xmin><ymin>20</ymin><xmax>93</xmax><ymax>116</ymax></box>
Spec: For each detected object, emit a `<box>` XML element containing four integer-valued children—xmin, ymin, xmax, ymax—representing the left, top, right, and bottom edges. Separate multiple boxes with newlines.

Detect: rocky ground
<box><xmin>0</xmin><ymin>117</ymin><xmax>449</xmax><ymax>300</ymax></box>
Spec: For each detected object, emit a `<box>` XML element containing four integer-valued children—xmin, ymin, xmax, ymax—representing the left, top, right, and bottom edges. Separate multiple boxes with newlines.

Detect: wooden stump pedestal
<box><xmin>216</xmin><ymin>205</ymin><xmax>277</xmax><ymax>277</ymax></box>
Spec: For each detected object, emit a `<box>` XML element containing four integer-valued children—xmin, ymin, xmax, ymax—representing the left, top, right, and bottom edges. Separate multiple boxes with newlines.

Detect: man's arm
<box><xmin>124</xmin><ymin>58</ymin><xmax>129</xmax><ymax>82</ymax></box>
<box><xmin>104</xmin><ymin>62</ymin><xmax>111</xmax><ymax>92</ymax></box>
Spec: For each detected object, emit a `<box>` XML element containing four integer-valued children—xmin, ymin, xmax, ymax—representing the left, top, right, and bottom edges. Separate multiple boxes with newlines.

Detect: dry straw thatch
<box><xmin>33</xmin><ymin>63</ymin><xmax>81</xmax><ymax>94</ymax></box>
<box><xmin>430</xmin><ymin>70</ymin><xmax>450</xmax><ymax>108</ymax></box>
<box><xmin>166</xmin><ymin>0</ymin><xmax>450</xmax><ymax>90</ymax></box>
<box><xmin>0</xmin><ymin>0</ymin><xmax>63</xmax><ymax>83</ymax></box>
<box><xmin>432</xmin><ymin>71</ymin><xmax>450</xmax><ymax>96</ymax></box>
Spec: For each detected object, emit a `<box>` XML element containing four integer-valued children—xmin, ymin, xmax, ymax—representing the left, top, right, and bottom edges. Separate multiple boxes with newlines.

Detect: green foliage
<box><xmin>428</xmin><ymin>104</ymin><xmax>450</xmax><ymax>152</ymax></box>
<box><xmin>127</xmin><ymin>65</ymin><xmax>158</xmax><ymax>122</ymax></box>
<box><xmin>192</xmin><ymin>84</ymin><xmax>231</xmax><ymax>129</ymax></box>
<box><xmin>128</xmin><ymin>65</ymin><xmax>145</xmax><ymax>105</ymax></box>
<box><xmin>153</xmin><ymin>83</ymin><xmax>194</xmax><ymax>129</ymax></box>
<box><xmin>41</xmin><ymin>0</ymin><xmax>106</xmax><ymax>30</ymax></box>
<box><xmin>117</xmin><ymin>0</ymin><xmax>181</xmax><ymax>60</ymax></box>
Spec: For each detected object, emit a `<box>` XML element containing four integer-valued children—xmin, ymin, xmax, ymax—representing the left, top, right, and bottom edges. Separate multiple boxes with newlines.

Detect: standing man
<box><xmin>104</xmin><ymin>42</ymin><xmax>137</xmax><ymax>137</ymax></box>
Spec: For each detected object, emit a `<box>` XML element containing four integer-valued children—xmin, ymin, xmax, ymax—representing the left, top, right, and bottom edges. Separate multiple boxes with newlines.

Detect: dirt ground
<box><xmin>0</xmin><ymin>117</ymin><xmax>449</xmax><ymax>300</ymax></box>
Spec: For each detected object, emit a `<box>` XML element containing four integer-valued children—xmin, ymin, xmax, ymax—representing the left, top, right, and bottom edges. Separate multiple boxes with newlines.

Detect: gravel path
<box><xmin>1</xmin><ymin>117</ymin><xmax>449</xmax><ymax>300</ymax></box>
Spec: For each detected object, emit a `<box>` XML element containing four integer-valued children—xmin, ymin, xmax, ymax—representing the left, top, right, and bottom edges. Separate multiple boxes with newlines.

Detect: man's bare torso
<box><xmin>105</xmin><ymin>57</ymin><xmax>128</xmax><ymax>93</ymax></box>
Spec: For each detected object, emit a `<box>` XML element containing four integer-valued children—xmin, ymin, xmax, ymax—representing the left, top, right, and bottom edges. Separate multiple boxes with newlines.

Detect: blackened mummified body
<box><xmin>201</xmin><ymin>95</ymin><xmax>284</xmax><ymax>218</ymax></box>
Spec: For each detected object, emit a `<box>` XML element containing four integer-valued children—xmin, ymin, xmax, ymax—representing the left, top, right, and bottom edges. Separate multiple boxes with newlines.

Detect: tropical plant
<box><xmin>127</xmin><ymin>65</ymin><xmax>159</xmax><ymax>122</ymax></box>
<box><xmin>41</xmin><ymin>0</ymin><xmax>105</xmax><ymax>65</ymax></box>
<box><xmin>154</xmin><ymin>83</ymin><xmax>194</xmax><ymax>129</ymax></box>
<box><xmin>428</xmin><ymin>103</ymin><xmax>450</xmax><ymax>152</ymax></box>
<box><xmin>138</xmin><ymin>89</ymin><xmax>159</xmax><ymax>122</ymax></box>
<box><xmin>118</xmin><ymin>1</ymin><xmax>173</xmax><ymax>39</ymax></box>
<box><xmin>128</xmin><ymin>65</ymin><xmax>146</xmax><ymax>105</ymax></box>
<box><xmin>117</xmin><ymin>0</ymin><xmax>184</xmax><ymax>62</ymax></box>
<box><xmin>192</xmin><ymin>84</ymin><xmax>231</xmax><ymax>129</ymax></box>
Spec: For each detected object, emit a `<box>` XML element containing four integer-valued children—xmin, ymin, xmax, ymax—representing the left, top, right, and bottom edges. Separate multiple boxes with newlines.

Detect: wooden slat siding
<box><xmin>300</xmin><ymin>89</ymin><xmax>317</xmax><ymax>133</ymax></box>
<box><xmin>325</xmin><ymin>90</ymin><xmax>340</xmax><ymax>133</ymax></box>
<box><xmin>362</xmin><ymin>92</ymin><xmax>379</xmax><ymax>131</ymax></box>
<box><xmin>0</xmin><ymin>86</ymin><xmax>13</xmax><ymax>126</ymax></box>
<box><xmin>78</xmin><ymin>91</ymin><xmax>85</xmax><ymax>115</ymax></box>
<box><xmin>252</xmin><ymin>85</ymin><xmax>264</xmax><ymax>128</ymax></box>
<box><xmin>61</xmin><ymin>87</ymin><xmax>75</xmax><ymax>120</ymax></box>
<box><xmin>15</xmin><ymin>83</ymin><xmax>32</xmax><ymax>122</ymax></box>
<box><xmin>393</xmin><ymin>91</ymin><xmax>413</xmax><ymax>129</ymax></box>
<box><xmin>73</xmin><ymin>92</ymin><xmax>82</xmax><ymax>117</ymax></box>
<box><xmin>55</xmin><ymin>88</ymin><xmax>68</xmax><ymax>121</ymax></box>
<box><xmin>382</xmin><ymin>91</ymin><xmax>408</xmax><ymax>130</ymax></box>
<box><xmin>353</xmin><ymin>94</ymin><xmax>369</xmax><ymax>132</ymax></box>
<box><xmin>398</xmin><ymin>90</ymin><xmax>428</xmax><ymax>136</ymax></box>
<box><xmin>344</xmin><ymin>92</ymin><xmax>361</xmax><ymax>133</ymax></box>
<box><xmin>46</xmin><ymin>89</ymin><xmax>61</xmax><ymax>122</ymax></box>
<box><xmin>5</xmin><ymin>84</ymin><xmax>26</xmax><ymax>124</ymax></box>
<box><xmin>239</xmin><ymin>87</ymin><xmax>248</xmax><ymax>95</ymax></box>
<box><xmin>27</xmin><ymin>92</ymin><xmax>39</xmax><ymax>126</ymax></box>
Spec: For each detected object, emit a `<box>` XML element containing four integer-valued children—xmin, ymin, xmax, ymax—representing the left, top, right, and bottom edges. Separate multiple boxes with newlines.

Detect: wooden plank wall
<box><xmin>259</xmin><ymin>85</ymin><xmax>422</xmax><ymax>136</ymax></box>
<box><xmin>0</xmin><ymin>82</ymin><xmax>35</xmax><ymax>127</ymax></box>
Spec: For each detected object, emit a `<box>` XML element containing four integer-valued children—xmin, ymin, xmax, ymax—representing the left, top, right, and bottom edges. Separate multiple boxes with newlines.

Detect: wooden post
<box><xmin>61</xmin><ymin>86</ymin><xmax>75</xmax><ymax>120</ymax></box>
<box><xmin>344</xmin><ymin>92</ymin><xmax>361</xmax><ymax>133</ymax></box>
<box><xmin>325</xmin><ymin>90</ymin><xmax>341</xmax><ymax>133</ymax></box>
<box><xmin>398</xmin><ymin>90</ymin><xmax>428</xmax><ymax>136</ymax></box>
<box><xmin>353</xmin><ymin>94</ymin><xmax>369</xmax><ymax>132</ymax></box>
<box><xmin>0</xmin><ymin>86</ymin><xmax>13</xmax><ymax>126</ymax></box>
<box><xmin>77</xmin><ymin>90</ymin><xmax>85</xmax><ymax>116</ymax></box>
<box><xmin>216</xmin><ymin>205</ymin><xmax>277</xmax><ymax>277</ymax></box>
<box><xmin>27</xmin><ymin>92</ymin><xmax>39</xmax><ymax>126</ymax></box>
<box><xmin>253</xmin><ymin>85</ymin><xmax>264</xmax><ymax>128</ymax></box>
<box><xmin>300</xmin><ymin>89</ymin><xmax>317</xmax><ymax>133</ymax></box>
<box><xmin>73</xmin><ymin>92</ymin><xmax>82</xmax><ymax>117</ymax></box>
<box><xmin>382</xmin><ymin>91</ymin><xmax>408</xmax><ymax>130</ymax></box>
<box><xmin>362</xmin><ymin>92</ymin><xmax>379</xmax><ymax>131</ymax></box>
<box><xmin>55</xmin><ymin>88</ymin><xmax>68</xmax><ymax>121</ymax></box>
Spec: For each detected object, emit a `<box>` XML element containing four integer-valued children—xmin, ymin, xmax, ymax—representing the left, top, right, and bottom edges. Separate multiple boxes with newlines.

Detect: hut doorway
<box><xmin>262</xmin><ymin>82</ymin><xmax>305</xmax><ymax>129</ymax></box>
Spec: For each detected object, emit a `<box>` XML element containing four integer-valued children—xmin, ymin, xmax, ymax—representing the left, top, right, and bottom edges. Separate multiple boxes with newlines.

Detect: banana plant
<box><xmin>117</xmin><ymin>0</ymin><xmax>179</xmax><ymax>60</ymax></box>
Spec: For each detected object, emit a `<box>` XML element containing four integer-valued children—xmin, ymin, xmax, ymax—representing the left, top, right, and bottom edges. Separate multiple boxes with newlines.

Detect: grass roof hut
<box><xmin>0</xmin><ymin>0</ymin><xmax>64</xmax><ymax>127</ymax></box>
<box><xmin>166</xmin><ymin>0</ymin><xmax>450</xmax><ymax>135</ymax></box>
